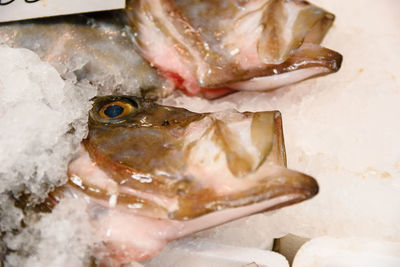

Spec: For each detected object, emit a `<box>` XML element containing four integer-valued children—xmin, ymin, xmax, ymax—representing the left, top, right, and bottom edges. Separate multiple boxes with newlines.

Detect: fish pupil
<box><xmin>104</xmin><ymin>105</ymin><xmax>124</xmax><ymax>118</ymax></box>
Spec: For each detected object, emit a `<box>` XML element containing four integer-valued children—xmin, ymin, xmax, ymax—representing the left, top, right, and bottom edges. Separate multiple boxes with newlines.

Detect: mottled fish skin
<box><xmin>126</xmin><ymin>0</ymin><xmax>342</xmax><ymax>98</ymax></box>
<box><xmin>0</xmin><ymin>14</ymin><xmax>167</xmax><ymax>97</ymax></box>
<box><xmin>54</xmin><ymin>96</ymin><xmax>318</xmax><ymax>264</ymax></box>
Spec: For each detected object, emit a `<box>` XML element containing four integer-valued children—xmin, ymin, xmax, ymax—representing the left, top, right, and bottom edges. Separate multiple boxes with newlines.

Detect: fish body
<box><xmin>0</xmin><ymin>14</ymin><xmax>167</xmax><ymax>97</ymax></box>
<box><xmin>56</xmin><ymin>96</ymin><xmax>318</xmax><ymax>265</ymax></box>
<box><xmin>126</xmin><ymin>0</ymin><xmax>342</xmax><ymax>98</ymax></box>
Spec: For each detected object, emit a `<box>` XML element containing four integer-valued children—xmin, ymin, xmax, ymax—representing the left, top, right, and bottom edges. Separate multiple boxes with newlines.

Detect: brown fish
<box><xmin>51</xmin><ymin>96</ymin><xmax>318</xmax><ymax>265</ymax></box>
<box><xmin>126</xmin><ymin>0</ymin><xmax>342</xmax><ymax>98</ymax></box>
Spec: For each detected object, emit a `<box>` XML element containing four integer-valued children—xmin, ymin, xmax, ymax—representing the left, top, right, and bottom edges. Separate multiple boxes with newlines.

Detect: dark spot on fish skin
<box><xmin>176</xmin><ymin>189</ymin><xmax>186</xmax><ymax>196</ymax></box>
<box><xmin>162</xmin><ymin>120</ymin><xmax>170</xmax><ymax>126</ymax></box>
<box><xmin>297</xmin><ymin>0</ymin><xmax>310</xmax><ymax>6</ymax></box>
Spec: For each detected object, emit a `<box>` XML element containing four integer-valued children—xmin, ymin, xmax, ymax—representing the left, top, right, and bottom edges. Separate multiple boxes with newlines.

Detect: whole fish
<box><xmin>126</xmin><ymin>0</ymin><xmax>343</xmax><ymax>98</ymax></box>
<box><xmin>50</xmin><ymin>96</ymin><xmax>318</xmax><ymax>265</ymax></box>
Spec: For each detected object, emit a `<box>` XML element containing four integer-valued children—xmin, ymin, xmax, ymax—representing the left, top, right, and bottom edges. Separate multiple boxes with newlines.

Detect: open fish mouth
<box><xmin>126</xmin><ymin>0</ymin><xmax>342</xmax><ymax>98</ymax></box>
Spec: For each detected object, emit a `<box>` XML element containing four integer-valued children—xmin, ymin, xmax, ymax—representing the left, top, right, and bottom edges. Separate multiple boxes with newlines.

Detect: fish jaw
<box><xmin>227</xmin><ymin>43</ymin><xmax>342</xmax><ymax>91</ymax></box>
<box><xmin>126</xmin><ymin>0</ymin><xmax>342</xmax><ymax>98</ymax></box>
<box><xmin>177</xmin><ymin>167</ymin><xmax>318</xmax><ymax>237</ymax></box>
<box><xmin>92</xmin><ymin>193</ymin><xmax>317</xmax><ymax>265</ymax></box>
<box><xmin>65</xmin><ymin>151</ymin><xmax>317</xmax><ymax>264</ymax></box>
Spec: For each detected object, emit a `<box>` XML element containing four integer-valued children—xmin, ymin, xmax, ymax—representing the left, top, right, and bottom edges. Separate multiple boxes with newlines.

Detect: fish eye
<box><xmin>99</xmin><ymin>100</ymin><xmax>136</xmax><ymax>120</ymax></box>
<box><xmin>104</xmin><ymin>105</ymin><xmax>124</xmax><ymax>118</ymax></box>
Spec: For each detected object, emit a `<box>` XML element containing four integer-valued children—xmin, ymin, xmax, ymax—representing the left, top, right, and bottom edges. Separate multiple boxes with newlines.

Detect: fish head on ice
<box><xmin>60</xmin><ymin>95</ymin><xmax>318</xmax><ymax>263</ymax></box>
<box><xmin>126</xmin><ymin>0</ymin><xmax>343</xmax><ymax>98</ymax></box>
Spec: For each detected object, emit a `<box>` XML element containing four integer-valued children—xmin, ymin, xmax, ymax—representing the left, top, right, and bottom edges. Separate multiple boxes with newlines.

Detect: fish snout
<box><xmin>257</xmin><ymin>166</ymin><xmax>319</xmax><ymax>212</ymax></box>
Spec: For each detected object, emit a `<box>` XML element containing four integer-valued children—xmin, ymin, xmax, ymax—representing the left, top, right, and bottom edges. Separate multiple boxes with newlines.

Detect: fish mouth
<box><xmin>171</xmin><ymin>165</ymin><xmax>318</xmax><ymax>220</ymax></box>
<box><xmin>226</xmin><ymin>44</ymin><xmax>343</xmax><ymax>91</ymax></box>
<box><xmin>253</xmin><ymin>169</ymin><xmax>319</xmax><ymax>213</ymax></box>
<box><xmin>177</xmin><ymin>168</ymin><xmax>318</xmax><ymax>237</ymax></box>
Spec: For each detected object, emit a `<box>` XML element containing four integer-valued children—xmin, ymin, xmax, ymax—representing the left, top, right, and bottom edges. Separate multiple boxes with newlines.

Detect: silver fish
<box><xmin>0</xmin><ymin>14</ymin><xmax>167</xmax><ymax>97</ymax></box>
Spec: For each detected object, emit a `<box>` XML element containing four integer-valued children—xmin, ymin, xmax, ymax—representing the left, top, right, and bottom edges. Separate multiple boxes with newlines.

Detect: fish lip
<box><xmin>170</xmin><ymin>169</ymin><xmax>319</xmax><ymax>220</ymax></box>
<box><xmin>199</xmin><ymin>46</ymin><xmax>344</xmax><ymax>89</ymax></box>
<box><xmin>233</xmin><ymin>172</ymin><xmax>319</xmax><ymax>213</ymax></box>
<box><xmin>321</xmin><ymin>49</ymin><xmax>342</xmax><ymax>73</ymax></box>
<box><xmin>259</xmin><ymin>174</ymin><xmax>319</xmax><ymax>213</ymax></box>
<box><xmin>332</xmin><ymin>51</ymin><xmax>343</xmax><ymax>72</ymax></box>
<box><xmin>175</xmin><ymin>174</ymin><xmax>318</xmax><ymax>238</ymax></box>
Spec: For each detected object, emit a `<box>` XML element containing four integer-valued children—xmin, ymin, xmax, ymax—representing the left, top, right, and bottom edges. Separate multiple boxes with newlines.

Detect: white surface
<box><xmin>293</xmin><ymin>236</ymin><xmax>400</xmax><ymax>267</ymax></box>
<box><xmin>144</xmin><ymin>238</ymin><xmax>289</xmax><ymax>267</ymax></box>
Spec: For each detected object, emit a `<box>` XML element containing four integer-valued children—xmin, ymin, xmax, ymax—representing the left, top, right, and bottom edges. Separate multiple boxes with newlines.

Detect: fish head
<box><xmin>127</xmin><ymin>0</ymin><xmax>342</xmax><ymax>98</ymax></box>
<box><xmin>61</xmin><ymin>95</ymin><xmax>319</xmax><ymax>263</ymax></box>
<box><xmin>68</xmin><ymin>95</ymin><xmax>318</xmax><ymax>223</ymax></box>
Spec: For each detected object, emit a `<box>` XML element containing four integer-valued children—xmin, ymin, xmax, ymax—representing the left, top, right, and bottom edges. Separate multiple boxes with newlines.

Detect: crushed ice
<box><xmin>0</xmin><ymin>45</ymin><xmax>96</xmax><ymax>266</ymax></box>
